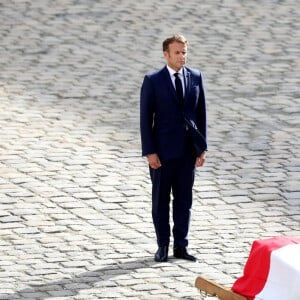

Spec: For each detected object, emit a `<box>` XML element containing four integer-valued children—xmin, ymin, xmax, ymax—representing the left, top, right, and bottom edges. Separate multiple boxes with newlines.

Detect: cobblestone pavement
<box><xmin>0</xmin><ymin>0</ymin><xmax>299</xmax><ymax>299</ymax></box>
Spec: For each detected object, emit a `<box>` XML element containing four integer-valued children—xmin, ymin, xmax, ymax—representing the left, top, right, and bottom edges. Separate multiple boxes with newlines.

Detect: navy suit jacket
<box><xmin>140</xmin><ymin>65</ymin><xmax>207</xmax><ymax>161</ymax></box>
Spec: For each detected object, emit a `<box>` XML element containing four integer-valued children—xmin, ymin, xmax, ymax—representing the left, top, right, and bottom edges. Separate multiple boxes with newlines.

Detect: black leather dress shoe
<box><xmin>174</xmin><ymin>247</ymin><xmax>196</xmax><ymax>262</ymax></box>
<box><xmin>154</xmin><ymin>246</ymin><xmax>168</xmax><ymax>262</ymax></box>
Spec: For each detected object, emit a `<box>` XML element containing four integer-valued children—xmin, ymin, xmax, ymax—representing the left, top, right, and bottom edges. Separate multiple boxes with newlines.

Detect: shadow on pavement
<box><xmin>1</xmin><ymin>258</ymin><xmax>157</xmax><ymax>300</ymax></box>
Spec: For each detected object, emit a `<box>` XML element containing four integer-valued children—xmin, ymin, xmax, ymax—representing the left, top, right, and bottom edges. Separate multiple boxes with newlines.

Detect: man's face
<box><xmin>163</xmin><ymin>42</ymin><xmax>187</xmax><ymax>71</ymax></box>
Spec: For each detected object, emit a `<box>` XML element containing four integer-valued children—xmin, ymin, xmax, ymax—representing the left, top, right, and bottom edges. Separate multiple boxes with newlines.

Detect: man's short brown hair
<box><xmin>162</xmin><ymin>34</ymin><xmax>188</xmax><ymax>52</ymax></box>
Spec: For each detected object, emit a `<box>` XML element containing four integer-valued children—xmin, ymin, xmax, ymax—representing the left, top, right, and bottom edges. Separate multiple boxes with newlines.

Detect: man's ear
<box><xmin>163</xmin><ymin>51</ymin><xmax>169</xmax><ymax>59</ymax></box>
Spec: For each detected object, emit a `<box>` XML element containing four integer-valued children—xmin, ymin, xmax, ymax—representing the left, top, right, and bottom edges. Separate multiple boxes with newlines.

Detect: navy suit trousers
<box><xmin>149</xmin><ymin>140</ymin><xmax>196</xmax><ymax>248</ymax></box>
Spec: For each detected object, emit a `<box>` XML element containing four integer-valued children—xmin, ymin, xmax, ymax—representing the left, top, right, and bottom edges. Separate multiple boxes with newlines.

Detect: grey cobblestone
<box><xmin>0</xmin><ymin>0</ymin><xmax>299</xmax><ymax>299</ymax></box>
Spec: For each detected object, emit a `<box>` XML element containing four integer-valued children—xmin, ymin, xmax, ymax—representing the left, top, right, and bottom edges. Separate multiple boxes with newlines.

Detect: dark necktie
<box><xmin>174</xmin><ymin>73</ymin><xmax>183</xmax><ymax>106</ymax></box>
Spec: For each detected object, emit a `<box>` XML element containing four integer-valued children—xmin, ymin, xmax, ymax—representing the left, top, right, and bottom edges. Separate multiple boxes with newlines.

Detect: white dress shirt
<box><xmin>166</xmin><ymin>65</ymin><xmax>185</xmax><ymax>97</ymax></box>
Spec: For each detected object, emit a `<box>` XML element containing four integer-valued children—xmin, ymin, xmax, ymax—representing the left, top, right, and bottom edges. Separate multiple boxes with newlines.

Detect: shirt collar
<box><xmin>166</xmin><ymin>65</ymin><xmax>184</xmax><ymax>77</ymax></box>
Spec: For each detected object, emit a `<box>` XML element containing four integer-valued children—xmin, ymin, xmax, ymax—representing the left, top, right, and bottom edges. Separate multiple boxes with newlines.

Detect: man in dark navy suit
<box><xmin>140</xmin><ymin>34</ymin><xmax>207</xmax><ymax>262</ymax></box>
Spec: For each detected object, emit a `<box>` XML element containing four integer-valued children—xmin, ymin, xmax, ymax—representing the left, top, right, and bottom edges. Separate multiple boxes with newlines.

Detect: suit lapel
<box><xmin>183</xmin><ymin>67</ymin><xmax>191</xmax><ymax>102</ymax></box>
<box><xmin>162</xmin><ymin>66</ymin><xmax>178</xmax><ymax>101</ymax></box>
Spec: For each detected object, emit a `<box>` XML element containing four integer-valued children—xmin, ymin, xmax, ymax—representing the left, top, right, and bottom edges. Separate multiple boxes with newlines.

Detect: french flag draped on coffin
<box><xmin>232</xmin><ymin>236</ymin><xmax>300</xmax><ymax>300</ymax></box>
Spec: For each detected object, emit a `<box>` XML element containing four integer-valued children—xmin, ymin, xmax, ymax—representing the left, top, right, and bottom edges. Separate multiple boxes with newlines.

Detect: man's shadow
<box><xmin>3</xmin><ymin>257</ymin><xmax>159</xmax><ymax>300</ymax></box>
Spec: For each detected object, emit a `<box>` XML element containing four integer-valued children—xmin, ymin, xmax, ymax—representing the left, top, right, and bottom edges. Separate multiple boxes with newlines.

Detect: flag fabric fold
<box><xmin>232</xmin><ymin>236</ymin><xmax>300</xmax><ymax>300</ymax></box>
